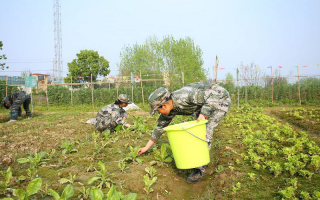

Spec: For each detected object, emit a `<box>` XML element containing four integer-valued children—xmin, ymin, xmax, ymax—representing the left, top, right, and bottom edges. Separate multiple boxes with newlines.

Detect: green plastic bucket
<box><xmin>163</xmin><ymin>120</ymin><xmax>210</xmax><ymax>169</ymax></box>
<box><xmin>115</xmin><ymin>125</ymin><xmax>122</xmax><ymax>131</ymax></box>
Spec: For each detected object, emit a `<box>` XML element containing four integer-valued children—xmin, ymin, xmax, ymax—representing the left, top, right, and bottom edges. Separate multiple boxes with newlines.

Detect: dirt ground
<box><xmin>0</xmin><ymin>109</ymin><xmax>224</xmax><ymax>200</ymax></box>
<box><xmin>1</xmin><ymin>106</ymin><xmax>319</xmax><ymax>200</ymax></box>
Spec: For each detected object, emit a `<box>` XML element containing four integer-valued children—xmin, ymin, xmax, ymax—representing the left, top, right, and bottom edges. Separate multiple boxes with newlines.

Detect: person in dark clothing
<box><xmin>2</xmin><ymin>92</ymin><xmax>32</xmax><ymax>123</ymax></box>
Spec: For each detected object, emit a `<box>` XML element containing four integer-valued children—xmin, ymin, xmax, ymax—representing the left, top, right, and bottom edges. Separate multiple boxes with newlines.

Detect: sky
<box><xmin>1</xmin><ymin>0</ymin><xmax>320</xmax><ymax>81</ymax></box>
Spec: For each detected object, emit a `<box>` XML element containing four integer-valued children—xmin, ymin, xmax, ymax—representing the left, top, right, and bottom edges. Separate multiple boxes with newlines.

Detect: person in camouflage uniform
<box><xmin>94</xmin><ymin>94</ymin><xmax>132</xmax><ymax>133</ymax></box>
<box><xmin>2</xmin><ymin>92</ymin><xmax>32</xmax><ymax>123</ymax></box>
<box><xmin>137</xmin><ymin>82</ymin><xmax>231</xmax><ymax>183</ymax></box>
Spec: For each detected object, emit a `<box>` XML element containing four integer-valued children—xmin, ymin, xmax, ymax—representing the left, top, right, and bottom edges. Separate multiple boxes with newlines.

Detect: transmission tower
<box><xmin>53</xmin><ymin>0</ymin><xmax>62</xmax><ymax>83</ymax></box>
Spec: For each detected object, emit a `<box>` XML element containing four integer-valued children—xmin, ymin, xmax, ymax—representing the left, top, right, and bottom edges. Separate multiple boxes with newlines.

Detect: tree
<box><xmin>221</xmin><ymin>73</ymin><xmax>235</xmax><ymax>94</ymax></box>
<box><xmin>119</xmin><ymin>36</ymin><xmax>206</xmax><ymax>87</ymax></box>
<box><xmin>0</xmin><ymin>41</ymin><xmax>9</xmax><ymax>70</ymax></box>
<box><xmin>65</xmin><ymin>50</ymin><xmax>110</xmax><ymax>83</ymax></box>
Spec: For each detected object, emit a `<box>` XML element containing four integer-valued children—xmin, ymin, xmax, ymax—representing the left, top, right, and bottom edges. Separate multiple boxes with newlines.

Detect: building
<box><xmin>29</xmin><ymin>73</ymin><xmax>51</xmax><ymax>92</ymax></box>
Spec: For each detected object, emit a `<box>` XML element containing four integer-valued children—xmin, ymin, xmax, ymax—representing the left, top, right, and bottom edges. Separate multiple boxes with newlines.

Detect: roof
<box><xmin>31</xmin><ymin>73</ymin><xmax>50</xmax><ymax>76</ymax></box>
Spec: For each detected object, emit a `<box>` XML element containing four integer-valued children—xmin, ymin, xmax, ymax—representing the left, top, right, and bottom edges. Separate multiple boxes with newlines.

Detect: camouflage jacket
<box><xmin>3</xmin><ymin>92</ymin><xmax>30</xmax><ymax>109</ymax></box>
<box><xmin>3</xmin><ymin>92</ymin><xmax>28</xmax><ymax>105</ymax></box>
<box><xmin>150</xmin><ymin>83</ymin><xmax>230</xmax><ymax>142</ymax></box>
<box><xmin>95</xmin><ymin>103</ymin><xmax>128</xmax><ymax>126</ymax></box>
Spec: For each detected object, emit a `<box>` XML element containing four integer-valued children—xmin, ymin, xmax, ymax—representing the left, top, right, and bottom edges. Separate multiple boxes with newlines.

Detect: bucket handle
<box><xmin>182</xmin><ymin>127</ymin><xmax>209</xmax><ymax>144</ymax></box>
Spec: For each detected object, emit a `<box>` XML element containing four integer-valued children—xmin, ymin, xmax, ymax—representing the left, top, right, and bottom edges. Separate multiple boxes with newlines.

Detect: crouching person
<box><xmin>137</xmin><ymin>82</ymin><xmax>231</xmax><ymax>183</ymax></box>
<box><xmin>2</xmin><ymin>92</ymin><xmax>32</xmax><ymax>123</ymax></box>
<box><xmin>94</xmin><ymin>94</ymin><xmax>132</xmax><ymax>133</ymax></box>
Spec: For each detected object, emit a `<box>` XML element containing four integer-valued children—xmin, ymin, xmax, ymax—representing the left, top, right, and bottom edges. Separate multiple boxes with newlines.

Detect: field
<box><xmin>0</xmin><ymin>105</ymin><xmax>320</xmax><ymax>200</ymax></box>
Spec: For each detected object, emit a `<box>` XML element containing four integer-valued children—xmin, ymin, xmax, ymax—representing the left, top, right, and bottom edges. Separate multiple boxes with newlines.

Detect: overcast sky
<box><xmin>1</xmin><ymin>0</ymin><xmax>319</xmax><ymax>80</ymax></box>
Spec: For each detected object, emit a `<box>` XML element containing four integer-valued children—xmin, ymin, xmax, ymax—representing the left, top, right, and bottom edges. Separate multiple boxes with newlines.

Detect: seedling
<box><xmin>17</xmin><ymin>151</ymin><xmax>48</xmax><ymax>179</ymax></box>
<box><xmin>145</xmin><ymin>166</ymin><xmax>157</xmax><ymax>179</ymax></box>
<box><xmin>17</xmin><ymin>151</ymin><xmax>47</xmax><ymax>169</ymax></box>
<box><xmin>78</xmin><ymin>186</ymin><xmax>92</xmax><ymax>200</ymax></box>
<box><xmin>46</xmin><ymin>148</ymin><xmax>57</xmax><ymax>159</ymax></box>
<box><xmin>232</xmin><ymin>182</ymin><xmax>241</xmax><ymax>194</ymax></box>
<box><xmin>88</xmin><ymin>161</ymin><xmax>113</xmax><ymax>189</ymax></box>
<box><xmin>49</xmin><ymin>184</ymin><xmax>74</xmax><ymax>200</ymax></box>
<box><xmin>278</xmin><ymin>186</ymin><xmax>296</xmax><ymax>200</ymax></box>
<box><xmin>59</xmin><ymin>173</ymin><xmax>76</xmax><ymax>184</ymax></box>
<box><xmin>0</xmin><ymin>167</ymin><xmax>12</xmax><ymax>194</ymax></box>
<box><xmin>300</xmin><ymin>191</ymin><xmax>311</xmax><ymax>200</ymax></box>
<box><xmin>247</xmin><ymin>172</ymin><xmax>255</xmax><ymax>181</ymax></box>
<box><xmin>153</xmin><ymin>143</ymin><xmax>172</xmax><ymax>167</ymax></box>
<box><xmin>215</xmin><ymin>165</ymin><xmax>225</xmax><ymax>174</ymax></box>
<box><xmin>89</xmin><ymin>185</ymin><xmax>137</xmax><ymax>200</ymax></box>
<box><xmin>143</xmin><ymin>174</ymin><xmax>157</xmax><ymax>194</ymax></box>
<box><xmin>311</xmin><ymin>155</ymin><xmax>320</xmax><ymax>171</ymax></box>
<box><xmin>118</xmin><ymin>160</ymin><xmax>128</xmax><ymax>173</ymax></box>
<box><xmin>13</xmin><ymin>178</ymin><xmax>42</xmax><ymax>200</ymax></box>
<box><xmin>125</xmin><ymin>146</ymin><xmax>142</xmax><ymax>164</ymax></box>
<box><xmin>60</xmin><ymin>140</ymin><xmax>78</xmax><ymax>155</ymax></box>
<box><xmin>298</xmin><ymin>170</ymin><xmax>313</xmax><ymax>180</ymax></box>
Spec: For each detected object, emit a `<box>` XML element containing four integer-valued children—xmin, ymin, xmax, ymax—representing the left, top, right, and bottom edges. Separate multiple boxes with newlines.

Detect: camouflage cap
<box><xmin>118</xmin><ymin>94</ymin><xmax>131</xmax><ymax>104</ymax></box>
<box><xmin>2</xmin><ymin>98</ymin><xmax>10</xmax><ymax>109</ymax></box>
<box><xmin>148</xmin><ymin>87</ymin><xmax>171</xmax><ymax>115</ymax></box>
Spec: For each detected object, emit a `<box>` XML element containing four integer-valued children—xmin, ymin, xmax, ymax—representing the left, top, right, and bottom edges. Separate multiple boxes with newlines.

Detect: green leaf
<box><xmin>107</xmin><ymin>184</ymin><xmax>117</xmax><ymax>199</ymax></box>
<box><xmin>89</xmin><ymin>187</ymin><xmax>104</xmax><ymax>200</ymax></box>
<box><xmin>88</xmin><ymin>177</ymin><xmax>101</xmax><ymax>185</ymax></box>
<box><xmin>59</xmin><ymin>178</ymin><xmax>70</xmax><ymax>184</ymax></box>
<box><xmin>49</xmin><ymin>189</ymin><xmax>60</xmax><ymax>200</ymax></box>
<box><xmin>61</xmin><ymin>184</ymin><xmax>74</xmax><ymax>199</ymax></box>
<box><xmin>13</xmin><ymin>189</ymin><xmax>26</xmax><ymax>200</ymax></box>
<box><xmin>122</xmin><ymin>193</ymin><xmax>138</xmax><ymax>200</ymax></box>
<box><xmin>98</xmin><ymin>161</ymin><xmax>106</xmax><ymax>173</ymax></box>
<box><xmin>26</xmin><ymin>178</ymin><xmax>42</xmax><ymax>196</ymax></box>
<box><xmin>17</xmin><ymin>158</ymin><xmax>30</xmax><ymax>164</ymax></box>
<box><xmin>135</xmin><ymin>158</ymin><xmax>142</xmax><ymax>164</ymax></box>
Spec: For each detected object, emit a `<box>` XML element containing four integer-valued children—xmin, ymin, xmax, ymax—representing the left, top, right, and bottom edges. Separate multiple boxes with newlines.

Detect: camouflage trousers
<box><xmin>94</xmin><ymin>115</ymin><xmax>117</xmax><ymax>133</ymax></box>
<box><xmin>195</xmin><ymin>86</ymin><xmax>231</xmax><ymax>170</ymax></box>
<box><xmin>11</xmin><ymin>94</ymin><xmax>31</xmax><ymax>120</ymax></box>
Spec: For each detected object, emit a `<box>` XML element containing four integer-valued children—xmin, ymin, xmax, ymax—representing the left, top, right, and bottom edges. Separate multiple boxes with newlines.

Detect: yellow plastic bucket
<box><xmin>163</xmin><ymin>120</ymin><xmax>210</xmax><ymax>169</ymax></box>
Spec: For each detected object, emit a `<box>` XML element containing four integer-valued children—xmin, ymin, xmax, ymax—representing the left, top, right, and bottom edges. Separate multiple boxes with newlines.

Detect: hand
<box><xmin>197</xmin><ymin>114</ymin><xmax>206</xmax><ymax>121</ymax></box>
<box><xmin>122</xmin><ymin>117</ymin><xmax>126</xmax><ymax>121</ymax></box>
<box><xmin>137</xmin><ymin>147</ymin><xmax>148</xmax><ymax>155</ymax></box>
<box><xmin>7</xmin><ymin>120</ymin><xmax>16</xmax><ymax>123</ymax></box>
<box><xmin>124</xmin><ymin>124</ymin><xmax>131</xmax><ymax>128</ymax></box>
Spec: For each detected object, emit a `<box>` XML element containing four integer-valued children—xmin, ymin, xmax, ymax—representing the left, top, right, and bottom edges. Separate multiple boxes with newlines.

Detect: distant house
<box><xmin>30</xmin><ymin>73</ymin><xmax>51</xmax><ymax>92</ymax></box>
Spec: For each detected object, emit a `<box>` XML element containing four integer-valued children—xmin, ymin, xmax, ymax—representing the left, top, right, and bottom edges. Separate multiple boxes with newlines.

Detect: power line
<box><xmin>5</xmin><ymin>61</ymin><xmax>53</xmax><ymax>63</ymax></box>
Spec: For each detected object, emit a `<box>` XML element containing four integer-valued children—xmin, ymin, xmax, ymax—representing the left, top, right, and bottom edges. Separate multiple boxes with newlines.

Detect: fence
<box><xmin>1</xmin><ymin>74</ymin><xmax>320</xmax><ymax>109</ymax></box>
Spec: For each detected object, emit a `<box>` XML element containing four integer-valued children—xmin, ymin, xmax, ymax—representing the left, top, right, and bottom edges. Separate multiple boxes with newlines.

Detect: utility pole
<box><xmin>213</xmin><ymin>55</ymin><xmax>219</xmax><ymax>84</ymax></box>
<box><xmin>53</xmin><ymin>0</ymin><xmax>63</xmax><ymax>83</ymax></box>
<box><xmin>297</xmin><ymin>65</ymin><xmax>301</xmax><ymax>105</ymax></box>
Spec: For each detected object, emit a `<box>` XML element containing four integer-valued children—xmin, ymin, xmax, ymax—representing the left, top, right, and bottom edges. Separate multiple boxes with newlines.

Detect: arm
<box><xmin>137</xmin><ymin>139</ymin><xmax>154</xmax><ymax>155</ymax></box>
<box><xmin>138</xmin><ymin>114</ymin><xmax>174</xmax><ymax>155</ymax></box>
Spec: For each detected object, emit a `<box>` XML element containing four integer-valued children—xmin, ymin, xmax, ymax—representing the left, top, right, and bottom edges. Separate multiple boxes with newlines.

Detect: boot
<box><xmin>186</xmin><ymin>168</ymin><xmax>205</xmax><ymax>183</ymax></box>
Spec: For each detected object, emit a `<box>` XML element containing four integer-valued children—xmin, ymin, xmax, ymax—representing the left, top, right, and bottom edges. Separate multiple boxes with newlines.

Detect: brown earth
<box><xmin>0</xmin><ymin>108</ymin><xmax>235</xmax><ymax>200</ymax></box>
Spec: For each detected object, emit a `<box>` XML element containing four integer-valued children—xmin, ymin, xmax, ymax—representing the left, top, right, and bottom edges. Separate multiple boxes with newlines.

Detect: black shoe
<box><xmin>186</xmin><ymin>169</ymin><xmax>205</xmax><ymax>183</ymax></box>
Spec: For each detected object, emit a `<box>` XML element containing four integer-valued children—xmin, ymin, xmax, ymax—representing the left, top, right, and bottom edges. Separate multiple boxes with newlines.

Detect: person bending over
<box><xmin>138</xmin><ymin>82</ymin><xmax>231</xmax><ymax>183</ymax></box>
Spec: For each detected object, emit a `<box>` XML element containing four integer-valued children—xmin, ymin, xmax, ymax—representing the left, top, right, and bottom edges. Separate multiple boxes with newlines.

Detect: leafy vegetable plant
<box><xmin>13</xmin><ymin>178</ymin><xmax>42</xmax><ymax>200</ymax></box>
<box><xmin>145</xmin><ymin>166</ymin><xmax>157</xmax><ymax>179</ymax></box>
<box><xmin>153</xmin><ymin>143</ymin><xmax>172</xmax><ymax>166</ymax></box>
<box><xmin>0</xmin><ymin>167</ymin><xmax>12</xmax><ymax>194</ymax></box>
<box><xmin>89</xmin><ymin>185</ymin><xmax>137</xmax><ymax>200</ymax></box>
<box><xmin>60</xmin><ymin>140</ymin><xmax>78</xmax><ymax>155</ymax></box>
<box><xmin>88</xmin><ymin>161</ymin><xmax>113</xmax><ymax>189</ymax></box>
<box><xmin>125</xmin><ymin>146</ymin><xmax>142</xmax><ymax>164</ymax></box>
<box><xmin>143</xmin><ymin>174</ymin><xmax>157</xmax><ymax>194</ymax></box>
<box><xmin>49</xmin><ymin>184</ymin><xmax>74</xmax><ymax>200</ymax></box>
